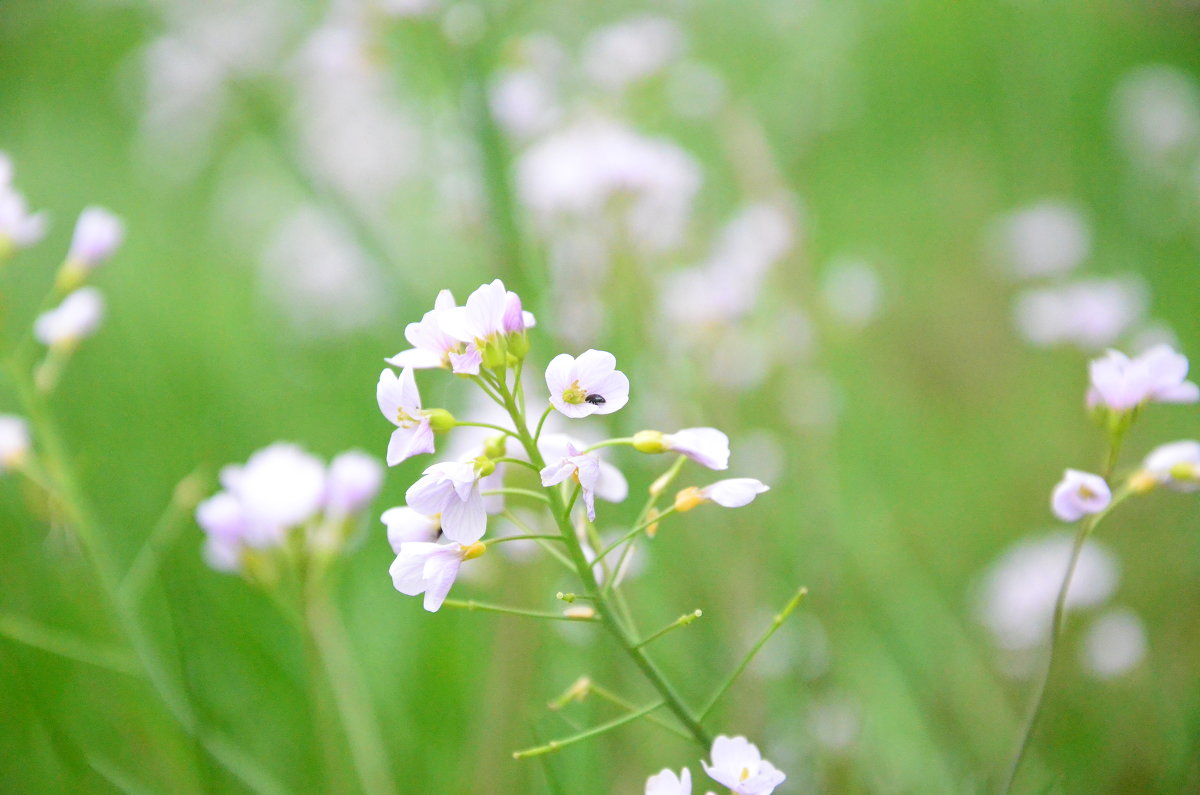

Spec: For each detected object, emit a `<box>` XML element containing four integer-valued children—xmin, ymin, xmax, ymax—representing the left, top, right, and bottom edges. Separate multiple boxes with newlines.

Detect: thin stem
<box><xmin>502</xmin><ymin>509</ymin><xmax>576</xmax><ymax>572</ymax></box>
<box><xmin>632</xmin><ymin>610</ymin><xmax>703</xmax><ymax>650</ymax></box>
<box><xmin>118</xmin><ymin>469</ymin><xmax>206</xmax><ymax>604</ymax></box>
<box><xmin>1001</xmin><ymin>488</ymin><xmax>1130</xmax><ymax>793</ymax></box>
<box><xmin>699</xmin><ymin>587</ymin><xmax>808</xmax><ymax>720</ymax></box>
<box><xmin>484</xmin><ymin>533</ymin><xmax>565</xmax><ymax>546</ymax></box>
<box><xmin>467</xmin><ymin>376</ymin><xmax>507</xmax><ymax>408</ymax></box>
<box><xmin>587</xmin><ymin>682</ymin><xmax>693</xmax><ymax>743</ymax></box>
<box><xmin>533</xmin><ymin>405</ymin><xmax>553</xmax><ymax>445</ymax></box>
<box><xmin>492</xmin><ymin>456</ymin><xmax>540</xmax><ymax>473</ymax></box>
<box><xmin>455</xmin><ymin>420</ymin><xmax>517</xmax><ymax>438</ymax></box>
<box><xmin>0</xmin><ymin>612</ymin><xmax>141</xmax><ymax>676</ymax></box>
<box><xmin>582</xmin><ymin>438</ymin><xmax>636</xmax><ymax>453</ymax></box>
<box><xmin>512</xmin><ymin>701</ymin><xmax>665</xmax><ymax>759</ymax></box>
<box><xmin>594</xmin><ymin>507</ymin><xmax>677</xmax><ymax>564</ymax></box>
<box><xmin>442</xmin><ymin>599</ymin><xmax>598</xmax><ymax>622</ymax></box>
<box><xmin>482</xmin><ymin>487</ymin><xmax>551</xmax><ymax>504</ymax></box>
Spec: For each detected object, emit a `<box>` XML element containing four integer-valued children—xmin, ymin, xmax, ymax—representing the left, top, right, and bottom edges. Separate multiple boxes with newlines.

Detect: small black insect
<box><xmin>584</xmin><ymin>393</ymin><xmax>606</xmax><ymax>405</ymax></box>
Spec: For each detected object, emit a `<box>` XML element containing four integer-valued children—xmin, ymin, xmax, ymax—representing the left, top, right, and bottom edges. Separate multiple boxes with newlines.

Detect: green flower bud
<box><xmin>473</xmin><ymin>455</ymin><xmax>496</xmax><ymax>477</ymax></box>
<box><xmin>426</xmin><ymin>408</ymin><xmax>457</xmax><ymax>433</ymax></box>
<box><xmin>482</xmin><ymin>435</ymin><xmax>507</xmax><ymax>460</ymax></box>
<box><xmin>633</xmin><ymin>430</ymin><xmax>666</xmax><ymax>454</ymax></box>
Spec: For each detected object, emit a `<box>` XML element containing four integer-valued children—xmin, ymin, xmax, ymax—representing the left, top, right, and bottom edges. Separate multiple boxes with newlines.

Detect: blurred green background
<box><xmin>2</xmin><ymin>0</ymin><xmax>1200</xmax><ymax>792</ymax></box>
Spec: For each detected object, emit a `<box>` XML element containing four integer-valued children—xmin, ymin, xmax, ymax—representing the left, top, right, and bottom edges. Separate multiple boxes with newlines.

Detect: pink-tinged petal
<box><xmin>385</xmin><ymin>348</ymin><xmax>445</xmax><ymax>369</ymax></box>
<box><xmin>573</xmin><ymin>349</ymin><xmax>618</xmax><ymax>385</ymax></box>
<box><xmin>387</xmin><ymin>422</ymin><xmax>435</xmax><ymax>466</ymax></box>
<box><xmin>704</xmin><ymin>479</ymin><xmax>769</xmax><ymax>508</ymax></box>
<box><xmin>376</xmin><ymin>369</ymin><xmax>404</xmax><ymax>427</ymax></box>
<box><xmin>522</xmin><ymin>310</ymin><xmax>537</xmax><ymax>328</ymax></box>
<box><xmin>503</xmin><ymin>291</ymin><xmax>526</xmax><ymax>334</ymax></box>
<box><xmin>421</xmin><ymin>553</ymin><xmax>462</xmax><ymax>612</ymax></box>
<box><xmin>389</xmin><ymin>550</ymin><xmax>429</xmax><ymax>595</ymax></box>
<box><xmin>440</xmin><ymin>489</ymin><xmax>486</xmax><ymax>543</ymax></box>
<box><xmin>1051</xmin><ymin>480</ymin><xmax>1085</xmax><ymax>522</ymax></box>
<box><xmin>545</xmin><ymin>353</ymin><xmax>575</xmax><ymax>395</ymax></box>
<box><xmin>450</xmin><ymin>345</ymin><xmax>482</xmax><ymax>375</ymax></box>
<box><xmin>469</xmin><ymin>279</ymin><xmax>509</xmax><ymax>335</ymax></box>
<box><xmin>382</xmin><ymin>506</ymin><xmax>440</xmax><ymax>553</ymax></box>
<box><xmin>665</xmin><ymin>427</ymin><xmax>730</xmax><ymax>470</ymax></box>
<box><xmin>589</xmin><ymin>370</ymin><xmax>630</xmax><ymax>414</ymax></box>
<box><xmin>437</xmin><ymin>306</ymin><xmax>475</xmax><ymax>343</ymax></box>
<box><xmin>433</xmin><ymin>289</ymin><xmax>456</xmax><ymax>311</ymax></box>
<box><xmin>540</xmin><ymin>459</ymin><xmax>576</xmax><ymax>487</ymax></box>
<box><xmin>1156</xmin><ymin>381</ymin><xmax>1200</xmax><ymax>403</ymax></box>
<box><xmin>398</xmin><ymin>367</ymin><xmax>422</xmax><ymax>410</ymax></box>
<box><xmin>405</xmin><ymin>473</ymin><xmax>452</xmax><ymax>516</ymax></box>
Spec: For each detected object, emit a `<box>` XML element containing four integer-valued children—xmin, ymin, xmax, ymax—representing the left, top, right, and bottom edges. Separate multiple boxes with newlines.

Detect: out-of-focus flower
<box><xmin>808</xmin><ymin>693</ymin><xmax>862</xmax><ymax>754</ymax></box>
<box><xmin>196</xmin><ymin>491</ymin><xmax>249</xmax><ymax>573</ymax></box>
<box><xmin>665</xmin><ymin>60</ymin><xmax>728</xmax><ymax>120</ymax></box>
<box><xmin>975</xmin><ymin>532</ymin><xmax>1119</xmax><ymax>653</ymax></box>
<box><xmin>645</xmin><ymin>767</ymin><xmax>692</xmax><ymax>795</ymax></box>
<box><xmin>382</xmin><ymin>506</ymin><xmax>441</xmax><ymax>551</ymax></box>
<box><xmin>491</xmin><ymin>68</ymin><xmax>561</xmax><ymax>140</ymax></box>
<box><xmin>582</xmin><ymin>15</ymin><xmax>683</xmax><ymax>92</ymax></box>
<box><xmin>537</xmin><ymin>433</ymin><xmax>628</xmax><ymax>504</ymax></box>
<box><xmin>820</xmin><ymin>257</ymin><xmax>883</xmax><ymax>329</ymax></box>
<box><xmin>405</xmin><ymin>460</ymin><xmax>488</xmax><ymax>543</ymax></box>
<box><xmin>675</xmin><ymin>479</ymin><xmax>769</xmax><ymax>512</ymax></box>
<box><xmin>540</xmin><ymin>444</ymin><xmax>602</xmax><ymax>520</ymax></box>
<box><xmin>0</xmin><ymin>152</ymin><xmax>11</xmax><ymax>186</ymax></box>
<box><xmin>66</xmin><ymin>207</ymin><xmax>124</xmax><ymax>270</ymax></box>
<box><xmin>34</xmin><ymin>288</ymin><xmax>105</xmax><ymax>349</ymax></box>
<box><xmin>390</xmin><ymin>540</ymin><xmax>484</xmax><ymax>612</ymax></box>
<box><xmin>324</xmin><ymin>450</ymin><xmax>384</xmax><ymax>518</ymax></box>
<box><xmin>0</xmin><ymin>186</ymin><xmax>48</xmax><ymax>251</ymax></box>
<box><xmin>634</xmin><ymin>427</ymin><xmax>730</xmax><ymax>470</ymax></box>
<box><xmin>377</xmin><ymin>0</ymin><xmax>439</xmax><ymax>17</ymax></box>
<box><xmin>1051</xmin><ymin>469</ymin><xmax>1111</xmax><ymax>522</ymax></box>
<box><xmin>1080</xmin><ymin>607</ymin><xmax>1147</xmax><ymax>680</ymax></box>
<box><xmin>1087</xmin><ymin>344</ymin><xmax>1199</xmax><ymax>411</ymax></box>
<box><xmin>702</xmin><ymin>735</ymin><xmax>786</xmax><ymax>795</ymax></box>
<box><xmin>0</xmin><ymin>415</ymin><xmax>31</xmax><ymax>472</ymax></box>
<box><xmin>990</xmin><ymin>201</ymin><xmax>1091</xmax><ymax>279</ymax></box>
<box><xmin>1013</xmin><ymin>277</ymin><xmax>1147</xmax><ymax>351</ymax></box>
<box><xmin>1138</xmin><ymin>440</ymin><xmax>1200</xmax><ymax>491</ymax></box>
<box><xmin>219</xmin><ymin>443</ymin><xmax>327</xmax><ymax>547</ymax></box>
<box><xmin>377</xmin><ymin>368</ymin><xmax>439</xmax><ymax>466</ymax></box>
<box><xmin>1112</xmin><ymin>65</ymin><xmax>1200</xmax><ymax>168</ymax></box>
<box><xmin>545</xmin><ymin>349</ymin><xmax>629</xmax><ymax>418</ymax></box>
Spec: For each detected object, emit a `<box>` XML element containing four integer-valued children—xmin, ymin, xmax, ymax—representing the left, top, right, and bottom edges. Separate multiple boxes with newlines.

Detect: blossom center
<box><xmin>395</xmin><ymin>408</ymin><xmax>421</xmax><ymax>428</ymax></box>
<box><xmin>562</xmin><ymin>381</ymin><xmax>588</xmax><ymax>405</ymax></box>
<box><xmin>1077</xmin><ymin>484</ymin><xmax>1097</xmax><ymax>500</ymax></box>
<box><xmin>740</xmin><ymin>766</ymin><xmax>751</xmax><ymax>782</ymax></box>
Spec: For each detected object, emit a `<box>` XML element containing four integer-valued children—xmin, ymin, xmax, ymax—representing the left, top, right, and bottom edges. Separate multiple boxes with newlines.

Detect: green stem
<box><xmin>482</xmin><ymin>487</ymin><xmax>551</xmax><ymax>504</ymax></box>
<box><xmin>533</xmin><ymin>405</ymin><xmax>553</xmax><ymax>445</ymax></box>
<box><xmin>632</xmin><ymin>610</ymin><xmax>704</xmax><ymax>650</ymax></box>
<box><xmin>512</xmin><ymin>701</ymin><xmax>665</xmax><ymax>759</ymax></box>
<box><xmin>441</xmin><ymin>599</ymin><xmax>597</xmax><ymax>622</ymax></box>
<box><xmin>118</xmin><ymin>469</ymin><xmax>206</xmax><ymax>604</ymax></box>
<box><xmin>594</xmin><ymin>507</ymin><xmax>677</xmax><ymax>564</ymax></box>
<box><xmin>455</xmin><ymin>420</ymin><xmax>517</xmax><ymax>438</ymax></box>
<box><xmin>586</xmin><ymin>682</ymin><xmax>693</xmax><ymax>743</ymax></box>
<box><xmin>582</xmin><ymin>438</ymin><xmax>636</xmax><ymax>453</ymax></box>
<box><xmin>492</xmin><ymin>456</ymin><xmax>540</xmax><ymax>473</ymax></box>
<box><xmin>484</xmin><ymin>533</ymin><xmax>564</xmax><ymax>546</ymax></box>
<box><xmin>0</xmin><ymin>612</ymin><xmax>141</xmax><ymax>676</ymax></box>
<box><xmin>699</xmin><ymin>587</ymin><xmax>808</xmax><ymax>720</ymax></box>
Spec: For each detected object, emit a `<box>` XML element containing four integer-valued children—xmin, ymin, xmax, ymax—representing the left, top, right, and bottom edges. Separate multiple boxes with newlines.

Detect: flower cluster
<box><xmin>646</xmin><ymin>736</ymin><xmax>786</xmax><ymax>795</ymax></box>
<box><xmin>196</xmin><ymin>444</ymin><xmax>382</xmax><ymax>579</ymax></box>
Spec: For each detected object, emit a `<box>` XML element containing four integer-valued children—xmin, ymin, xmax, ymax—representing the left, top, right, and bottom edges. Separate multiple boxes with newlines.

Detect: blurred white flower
<box><xmin>34</xmin><ymin>288</ymin><xmax>105</xmax><ymax>348</ymax></box>
<box><xmin>582</xmin><ymin>15</ymin><xmax>684</xmax><ymax>92</ymax></box>
<box><xmin>675</xmin><ymin>478</ymin><xmax>769</xmax><ymax>512</ymax></box>
<box><xmin>1013</xmin><ymin>277</ymin><xmax>1147</xmax><ymax>351</ymax></box>
<box><xmin>808</xmin><ymin>692</ymin><xmax>862</xmax><ymax>754</ymax></box>
<box><xmin>219</xmin><ymin>443</ymin><xmax>328</xmax><ymax>547</ymax></box>
<box><xmin>490</xmin><ymin>68</ymin><xmax>561</xmax><ymax>140</ymax></box>
<box><xmin>545</xmin><ymin>349</ymin><xmax>630</xmax><ymax>418</ymax></box>
<box><xmin>1051</xmin><ymin>469</ymin><xmax>1111</xmax><ymax>522</ymax></box>
<box><xmin>0</xmin><ymin>186</ymin><xmax>48</xmax><ymax>250</ymax></box>
<box><xmin>377</xmin><ymin>0</ymin><xmax>439</xmax><ymax>18</ymax></box>
<box><xmin>66</xmin><ymin>207</ymin><xmax>124</xmax><ymax>270</ymax></box>
<box><xmin>1080</xmin><ymin>607</ymin><xmax>1147</xmax><ymax>680</ymax></box>
<box><xmin>196</xmin><ymin>491</ymin><xmax>249</xmax><ymax>572</ymax></box>
<box><xmin>1087</xmin><ymin>344</ymin><xmax>1199</xmax><ymax>411</ymax></box>
<box><xmin>990</xmin><ymin>201</ymin><xmax>1091</xmax><ymax>279</ymax></box>
<box><xmin>0</xmin><ymin>415</ymin><xmax>31</xmax><ymax>472</ymax></box>
<box><xmin>662</xmin><ymin>427</ymin><xmax>730</xmax><ymax>470</ymax></box>
<box><xmin>645</xmin><ymin>767</ymin><xmax>692</xmax><ymax>795</ymax></box>
<box><xmin>1139</xmin><ymin>439</ymin><xmax>1200</xmax><ymax>491</ymax></box>
<box><xmin>1112</xmin><ymin>65</ymin><xmax>1200</xmax><ymax>168</ymax></box>
<box><xmin>702</xmin><ymin>735</ymin><xmax>786</xmax><ymax>795</ymax></box>
<box><xmin>976</xmin><ymin>532</ymin><xmax>1119</xmax><ymax>653</ymax></box>
<box><xmin>324</xmin><ymin>450</ymin><xmax>384</xmax><ymax>518</ymax></box>
<box><xmin>820</xmin><ymin>257</ymin><xmax>883</xmax><ymax>328</ymax></box>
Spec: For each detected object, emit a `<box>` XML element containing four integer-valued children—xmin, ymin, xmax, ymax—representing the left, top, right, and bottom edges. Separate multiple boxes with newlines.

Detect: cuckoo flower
<box><xmin>0</xmin><ymin>415</ymin><xmax>31</xmax><ymax>472</ymax></box>
<box><xmin>386</xmin><ymin>290</ymin><xmax>461</xmax><ymax>370</ymax></box>
<box><xmin>390</xmin><ymin>540</ymin><xmax>485</xmax><ymax>612</ymax></box>
<box><xmin>405</xmin><ymin>460</ymin><xmax>489</xmax><ymax>543</ymax></box>
<box><xmin>538</xmin><ymin>433</ymin><xmax>628</xmax><ymax>504</ymax></box>
<box><xmin>1087</xmin><ymin>344</ymin><xmax>1199</xmax><ymax>412</ymax></box>
<box><xmin>196</xmin><ymin>491</ymin><xmax>250</xmax><ymax>573</ymax></box>
<box><xmin>377</xmin><ymin>368</ymin><xmax>449</xmax><ymax>466</ymax></box>
<box><xmin>540</xmin><ymin>443</ymin><xmax>602</xmax><ymax>520</ymax></box>
<box><xmin>66</xmin><ymin>207</ymin><xmax>124</xmax><ymax>270</ymax></box>
<box><xmin>324</xmin><ymin>450</ymin><xmax>384</xmax><ymax>518</ymax></box>
<box><xmin>0</xmin><ymin>186</ymin><xmax>48</xmax><ymax>251</ymax></box>
<box><xmin>34</xmin><ymin>288</ymin><xmax>104</xmax><ymax>348</ymax></box>
<box><xmin>1139</xmin><ymin>440</ymin><xmax>1200</xmax><ymax>492</ymax></box>
<box><xmin>675</xmin><ymin>478</ymin><xmax>769</xmax><ymax>512</ymax></box>
<box><xmin>545</xmin><ymin>349</ymin><xmax>629</xmax><ymax>418</ymax></box>
<box><xmin>635</xmin><ymin>427</ymin><xmax>730</xmax><ymax>470</ymax></box>
<box><xmin>1051</xmin><ymin>469</ymin><xmax>1112</xmax><ymax>522</ymax></box>
<box><xmin>645</xmin><ymin>767</ymin><xmax>693</xmax><ymax>795</ymax></box>
<box><xmin>219</xmin><ymin>443</ymin><xmax>327</xmax><ymax>547</ymax></box>
<box><xmin>702</xmin><ymin>735</ymin><xmax>786</xmax><ymax>795</ymax></box>
<box><xmin>439</xmin><ymin>279</ymin><xmax>536</xmax><ymax>371</ymax></box>
<box><xmin>382</xmin><ymin>506</ymin><xmax>441</xmax><ymax>551</ymax></box>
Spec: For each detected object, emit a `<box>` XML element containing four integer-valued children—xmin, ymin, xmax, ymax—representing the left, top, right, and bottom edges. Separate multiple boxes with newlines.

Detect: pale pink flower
<box><xmin>195</xmin><ymin>491</ymin><xmax>249</xmax><ymax>572</ymax></box>
<box><xmin>34</xmin><ymin>288</ymin><xmax>104</xmax><ymax>348</ymax></box>
<box><xmin>1051</xmin><ymin>469</ymin><xmax>1111</xmax><ymax>522</ymax></box>
<box><xmin>545</xmin><ymin>349</ymin><xmax>629</xmax><ymax>418</ymax></box>
<box><xmin>702</xmin><ymin>735</ymin><xmax>786</xmax><ymax>795</ymax></box>
<box><xmin>324</xmin><ymin>450</ymin><xmax>383</xmax><ymax>517</ymax></box>
<box><xmin>676</xmin><ymin>478</ymin><xmax>769</xmax><ymax>512</ymax></box>
<box><xmin>219</xmin><ymin>443</ymin><xmax>327</xmax><ymax>546</ymax></box>
<box><xmin>377</xmin><ymin>368</ymin><xmax>436</xmax><ymax>466</ymax></box>
<box><xmin>405</xmin><ymin>460</ymin><xmax>487</xmax><ymax>543</ymax></box>
<box><xmin>664</xmin><ymin>427</ymin><xmax>729</xmax><ymax>470</ymax></box>
<box><xmin>382</xmin><ymin>506</ymin><xmax>441</xmax><ymax>552</ymax></box>
<box><xmin>1141</xmin><ymin>440</ymin><xmax>1200</xmax><ymax>491</ymax></box>
<box><xmin>1087</xmin><ymin>344</ymin><xmax>1199</xmax><ymax>411</ymax></box>
<box><xmin>390</xmin><ymin>541</ymin><xmax>482</xmax><ymax>612</ymax></box>
<box><xmin>67</xmin><ymin>207</ymin><xmax>124</xmax><ymax>268</ymax></box>
<box><xmin>0</xmin><ymin>186</ymin><xmax>48</xmax><ymax>248</ymax></box>
<box><xmin>386</xmin><ymin>289</ymin><xmax>460</xmax><ymax>370</ymax></box>
<box><xmin>0</xmin><ymin>415</ymin><xmax>31</xmax><ymax>472</ymax></box>
<box><xmin>645</xmin><ymin>767</ymin><xmax>692</xmax><ymax>795</ymax></box>
<box><xmin>540</xmin><ymin>443</ymin><xmax>602</xmax><ymax>520</ymax></box>
<box><xmin>538</xmin><ymin>433</ymin><xmax>627</xmax><ymax>503</ymax></box>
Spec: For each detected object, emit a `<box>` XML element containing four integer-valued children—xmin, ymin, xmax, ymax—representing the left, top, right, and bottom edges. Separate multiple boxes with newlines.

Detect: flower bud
<box><xmin>645</xmin><ymin>507</ymin><xmax>661</xmax><ymax>537</ymax></box>
<box><xmin>482</xmin><ymin>435</ymin><xmax>507</xmax><ymax>460</ymax></box>
<box><xmin>462</xmin><ymin>542</ymin><xmax>487</xmax><ymax>560</ymax></box>
<box><xmin>632</xmin><ymin>430</ymin><xmax>666</xmax><ymax>454</ymax></box>
<box><xmin>563</xmin><ymin>606</ymin><xmax>596</xmax><ymax>620</ymax></box>
<box><xmin>473</xmin><ymin>456</ymin><xmax>496</xmax><ymax>477</ymax></box>
<box><xmin>674</xmin><ymin>486</ymin><xmax>706</xmax><ymax>512</ymax></box>
<box><xmin>426</xmin><ymin>408</ymin><xmax>457</xmax><ymax>433</ymax></box>
<box><xmin>1128</xmin><ymin>471</ymin><xmax>1158</xmax><ymax>495</ymax></box>
<box><xmin>507</xmin><ymin>331</ymin><xmax>530</xmax><ymax>360</ymax></box>
<box><xmin>482</xmin><ymin>337</ymin><xmax>507</xmax><ymax>369</ymax></box>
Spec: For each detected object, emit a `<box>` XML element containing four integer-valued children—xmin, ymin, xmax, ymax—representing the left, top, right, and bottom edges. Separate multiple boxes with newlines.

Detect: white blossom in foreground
<box><xmin>675</xmin><ymin>479</ymin><xmax>770</xmax><ymax>512</ymax></box>
<box><xmin>1080</xmin><ymin>607</ymin><xmax>1147</xmax><ymax>680</ymax></box>
<box><xmin>438</xmin><ymin>279</ymin><xmax>534</xmax><ymax>373</ymax></box>
<box><xmin>645</xmin><ymin>767</ymin><xmax>692</xmax><ymax>795</ymax></box>
<box><xmin>540</xmin><ymin>444</ymin><xmax>601</xmax><ymax>520</ymax></box>
<box><xmin>1051</xmin><ymin>469</ymin><xmax>1111</xmax><ymax>522</ymax></box>
<box><xmin>702</xmin><ymin>735</ymin><xmax>786</xmax><ymax>795</ymax></box>
<box><xmin>382</xmin><ymin>506</ymin><xmax>441</xmax><ymax>551</ymax></box>
<box><xmin>66</xmin><ymin>206</ymin><xmax>124</xmax><ymax>270</ymax></box>
<box><xmin>1013</xmin><ymin>277</ymin><xmax>1147</xmax><ymax>351</ymax></box>
<box><xmin>0</xmin><ymin>415</ymin><xmax>31</xmax><ymax>472</ymax></box>
<box><xmin>1087</xmin><ymin>344</ymin><xmax>1199</xmax><ymax>411</ymax></box>
<box><xmin>635</xmin><ymin>427</ymin><xmax>730</xmax><ymax>470</ymax></box>
<box><xmin>390</xmin><ymin>540</ymin><xmax>484</xmax><ymax>612</ymax></box>
<box><xmin>386</xmin><ymin>289</ymin><xmax>460</xmax><ymax>370</ymax></box>
<box><xmin>582</xmin><ymin>15</ymin><xmax>683</xmax><ymax>92</ymax></box>
<box><xmin>1139</xmin><ymin>440</ymin><xmax>1200</xmax><ymax>491</ymax></box>
<box><xmin>324</xmin><ymin>450</ymin><xmax>384</xmax><ymax>518</ymax></box>
<box><xmin>404</xmin><ymin>460</ymin><xmax>488</xmax><ymax>543</ymax></box>
<box><xmin>0</xmin><ymin>186</ymin><xmax>48</xmax><ymax>250</ymax></box>
<box><xmin>377</xmin><ymin>368</ymin><xmax>441</xmax><ymax>466</ymax></box>
<box><xmin>545</xmin><ymin>349</ymin><xmax>629</xmax><ymax>418</ymax></box>
<box><xmin>34</xmin><ymin>288</ymin><xmax>105</xmax><ymax>348</ymax></box>
<box><xmin>538</xmin><ymin>433</ymin><xmax>628</xmax><ymax>504</ymax></box>
<box><xmin>991</xmin><ymin>201</ymin><xmax>1091</xmax><ymax>279</ymax></box>
<box><xmin>976</xmin><ymin>533</ymin><xmax>1119</xmax><ymax>652</ymax></box>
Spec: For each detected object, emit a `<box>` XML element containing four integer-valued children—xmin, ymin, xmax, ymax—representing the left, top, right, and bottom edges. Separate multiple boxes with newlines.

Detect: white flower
<box><xmin>1140</xmin><ymin>440</ymin><xmax>1200</xmax><ymax>491</ymax></box>
<box><xmin>34</xmin><ymin>288</ymin><xmax>105</xmax><ymax>348</ymax></box>
<box><xmin>820</xmin><ymin>258</ymin><xmax>884</xmax><ymax>328</ymax></box>
<box><xmin>0</xmin><ymin>152</ymin><xmax>11</xmax><ymax>186</ymax></box>
<box><xmin>545</xmin><ymin>349</ymin><xmax>629</xmax><ymax>418</ymax></box>
<box><xmin>0</xmin><ymin>186</ymin><xmax>48</xmax><ymax>249</ymax></box>
<box><xmin>1080</xmin><ymin>607</ymin><xmax>1147</xmax><ymax>680</ymax></box>
<box><xmin>1087</xmin><ymin>344</ymin><xmax>1199</xmax><ymax>411</ymax></box>
<box><xmin>538</xmin><ymin>433</ymin><xmax>628</xmax><ymax>503</ymax></box>
<box><xmin>582</xmin><ymin>15</ymin><xmax>683</xmax><ymax>92</ymax></box>
<box><xmin>676</xmin><ymin>478</ymin><xmax>769</xmax><ymax>512</ymax></box>
<box><xmin>405</xmin><ymin>460</ymin><xmax>487</xmax><ymax>543</ymax></box>
<box><xmin>439</xmin><ymin>278</ymin><xmax>534</xmax><ymax>350</ymax></box>
<box><xmin>324</xmin><ymin>450</ymin><xmax>383</xmax><ymax>517</ymax></box>
<box><xmin>1051</xmin><ymin>469</ymin><xmax>1111</xmax><ymax>522</ymax></box>
<box><xmin>645</xmin><ymin>767</ymin><xmax>692</xmax><ymax>795</ymax></box>
<box><xmin>0</xmin><ymin>415</ymin><xmax>31</xmax><ymax>471</ymax></box>
<box><xmin>67</xmin><ymin>206</ymin><xmax>124</xmax><ymax>268</ymax></box>
<box><xmin>1013</xmin><ymin>277</ymin><xmax>1147</xmax><ymax>351</ymax></box>
<box><xmin>219</xmin><ymin>443</ymin><xmax>327</xmax><ymax>546</ymax></box>
<box><xmin>195</xmin><ymin>491</ymin><xmax>249</xmax><ymax>572</ymax></box>
<box><xmin>702</xmin><ymin>735</ymin><xmax>786</xmax><ymax>795</ymax></box>
<box><xmin>390</xmin><ymin>541</ymin><xmax>483</xmax><ymax>612</ymax></box>
<box><xmin>386</xmin><ymin>289</ymin><xmax>461</xmax><ymax>370</ymax></box>
<box><xmin>663</xmin><ymin>427</ymin><xmax>729</xmax><ymax>470</ymax></box>
<box><xmin>382</xmin><ymin>506</ymin><xmax>441</xmax><ymax>552</ymax></box>
<box><xmin>540</xmin><ymin>443</ymin><xmax>601</xmax><ymax>520</ymax></box>
<box><xmin>377</xmin><ymin>368</ymin><xmax>436</xmax><ymax>466</ymax></box>
<box><xmin>991</xmin><ymin>201</ymin><xmax>1091</xmax><ymax>279</ymax></box>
